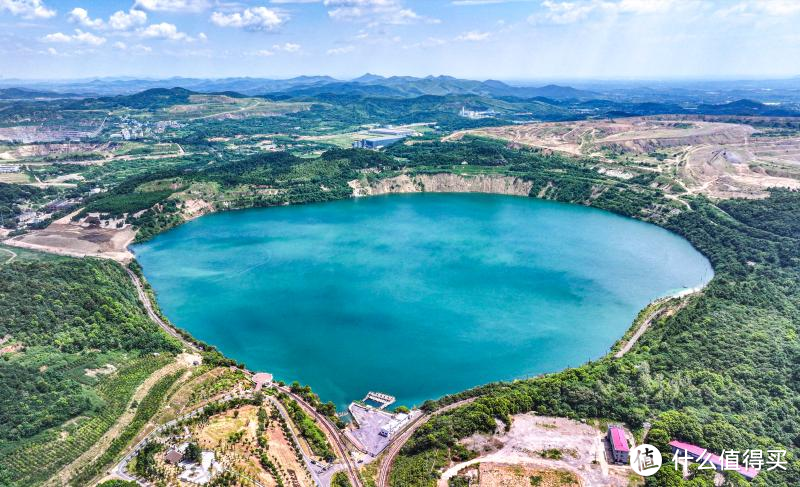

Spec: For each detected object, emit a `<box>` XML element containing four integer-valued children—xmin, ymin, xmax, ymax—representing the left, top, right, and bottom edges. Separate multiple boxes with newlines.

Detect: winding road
<box><xmin>126</xmin><ymin>268</ymin><xmax>198</xmax><ymax>351</ymax></box>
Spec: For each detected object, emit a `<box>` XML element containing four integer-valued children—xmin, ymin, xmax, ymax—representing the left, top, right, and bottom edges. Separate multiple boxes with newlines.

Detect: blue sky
<box><xmin>1</xmin><ymin>0</ymin><xmax>799</xmax><ymax>80</ymax></box>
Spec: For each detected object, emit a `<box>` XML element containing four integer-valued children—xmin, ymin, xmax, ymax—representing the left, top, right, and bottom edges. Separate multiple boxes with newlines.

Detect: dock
<box><xmin>363</xmin><ymin>391</ymin><xmax>395</xmax><ymax>409</ymax></box>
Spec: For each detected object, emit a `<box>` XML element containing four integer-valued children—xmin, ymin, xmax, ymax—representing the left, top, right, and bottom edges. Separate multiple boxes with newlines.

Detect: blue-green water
<box><xmin>133</xmin><ymin>193</ymin><xmax>712</xmax><ymax>409</ymax></box>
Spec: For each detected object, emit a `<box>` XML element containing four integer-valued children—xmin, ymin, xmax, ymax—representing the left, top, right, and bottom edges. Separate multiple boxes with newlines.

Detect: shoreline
<box><xmin>4</xmin><ymin>177</ymin><xmax>717</xmax><ymax>412</ymax></box>
<box><xmin>128</xmin><ymin>187</ymin><xmax>715</xmax><ymax>410</ymax></box>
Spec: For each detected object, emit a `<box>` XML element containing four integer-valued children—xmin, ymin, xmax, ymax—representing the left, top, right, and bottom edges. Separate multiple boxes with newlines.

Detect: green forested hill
<box><xmin>0</xmin><ymin>249</ymin><xmax>179</xmax><ymax>486</ymax></box>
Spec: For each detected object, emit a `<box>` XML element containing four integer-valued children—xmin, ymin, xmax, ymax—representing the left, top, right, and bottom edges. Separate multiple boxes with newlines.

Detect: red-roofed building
<box><xmin>608</xmin><ymin>425</ymin><xmax>630</xmax><ymax>464</ymax></box>
<box><xmin>669</xmin><ymin>440</ymin><xmax>759</xmax><ymax>480</ymax></box>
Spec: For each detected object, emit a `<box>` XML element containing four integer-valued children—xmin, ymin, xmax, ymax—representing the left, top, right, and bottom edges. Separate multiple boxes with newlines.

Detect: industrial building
<box><xmin>0</xmin><ymin>165</ymin><xmax>21</xmax><ymax>173</ymax></box>
<box><xmin>352</xmin><ymin>135</ymin><xmax>406</xmax><ymax>150</ymax></box>
<box><xmin>459</xmin><ymin>106</ymin><xmax>497</xmax><ymax>119</ymax></box>
<box><xmin>607</xmin><ymin>425</ymin><xmax>630</xmax><ymax>464</ymax></box>
<box><xmin>379</xmin><ymin>413</ymin><xmax>410</xmax><ymax>438</ymax></box>
<box><xmin>669</xmin><ymin>440</ymin><xmax>759</xmax><ymax>480</ymax></box>
<box><xmin>368</xmin><ymin>127</ymin><xmax>415</xmax><ymax>137</ymax></box>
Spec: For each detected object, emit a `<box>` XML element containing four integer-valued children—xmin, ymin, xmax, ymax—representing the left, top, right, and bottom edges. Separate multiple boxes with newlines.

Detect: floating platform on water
<box><xmin>363</xmin><ymin>391</ymin><xmax>395</xmax><ymax>409</ymax></box>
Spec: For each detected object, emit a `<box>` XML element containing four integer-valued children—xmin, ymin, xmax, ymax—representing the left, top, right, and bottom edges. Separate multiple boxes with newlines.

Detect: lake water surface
<box><xmin>133</xmin><ymin>193</ymin><xmax>712</xmax><ymax>408</ymax></box>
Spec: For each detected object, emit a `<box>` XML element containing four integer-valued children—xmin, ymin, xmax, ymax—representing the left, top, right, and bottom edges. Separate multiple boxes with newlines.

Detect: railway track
<box><xmin>377</xmin><ymin>397</ymin><xmax>477</xmax><ymax>487</ymax></box>
<box><xmin>279</xmin><ymin>386</ymin><xmax>364</xmax><ymax>487</ymax></box>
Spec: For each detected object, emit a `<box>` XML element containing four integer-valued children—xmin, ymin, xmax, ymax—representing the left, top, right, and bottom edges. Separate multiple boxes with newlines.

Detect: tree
<box><xmin>184</xmin><ymin>442</ymin><xmax>202</xmax><ymax>463</ymax></box>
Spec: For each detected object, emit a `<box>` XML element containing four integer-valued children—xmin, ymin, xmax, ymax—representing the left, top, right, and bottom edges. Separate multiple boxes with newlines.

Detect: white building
<box><xmin>459</xmin><ymin>106</ymin><xmax>497</xmax><ymax>119</ymax></box>
<box><xmin>379</xmin><ymin>413</ymin><xmax>410</xmax><ymax>438</ymax></box>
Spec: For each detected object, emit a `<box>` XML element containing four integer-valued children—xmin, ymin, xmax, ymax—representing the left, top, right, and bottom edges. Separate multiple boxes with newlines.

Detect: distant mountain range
<box><xmin>2</xmin><ymin>75</ymin><xmax>800</xmax><ymax>107</ymax></box>
<box><xmin>0</xmin><ymin>87</ymin><xmax>82</xmax><ymax>100</ymax></box>
<box><xmin>47</xmin><ymin>86</ymin><xmax>797</xmax><ymax>120</ymax></box>
<box><xmin>2</xmin><ymin>75</ymin><xmax>799</xmax><ymax>118</ymax></box>
<box><xmin>0</xmin><ymin>75</ymin><xmax>599</xmax><ymax>100</ymax></box>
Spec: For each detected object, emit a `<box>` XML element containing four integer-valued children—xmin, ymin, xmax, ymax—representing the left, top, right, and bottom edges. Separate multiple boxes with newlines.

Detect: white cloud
<box><xmin>456</xmin><ymin>30</ymin><xmax>491</xmax><ymax>41</ymax></box>
<box><xmin>134</xmin><ymin>0</ymin><xmax>210</xmax><ymax>12</ymax></box>
<box><xmin>210</xmin><ymin>7</ymin><xmax>287</xmax><ymax>30</ymax></box>
<box><xmin>273</xmin><ymin>42</ymin><xmax>301</xmax><ymax>52</ymax></box>
<box><xmin>534</xmin><ymin>0</ymin><xmax>597</xmax><ymax>24</ymax></box>
<box><xmin>41</xmin><ymin>29</ymin><xmax>106</xmax><ymax>46</ymax></box>
<box><xmin>113</xmin><ymin>41</ymin><xmax>127</xmax><ymax>49</ymax></box>
<box><xmin>0</xmin><ymin>0</ymin><xmax>55</xmax><ymax>19</ymax></box>
<box><xmin>68</xmin><ymin>8</ymin><xmax>103</xmax><ymax>28</ymax></box>
<box><xmin>323</xmin><ymin>0</ymin><xmax>436</xmax><ymax>25</ymax></box>
<box><xmin>41</xmin><ymin>32</ymin><xmax>71</xmax><ymax>43</ymax></box>
<box><xmin>254</xmin><ymin>49</ymin><xmax>274</xmax><ymax>56</ymax></box>
<box><xmin>109</xmin><ymin>9</ymin><xmax>148</xmax><ymax>30</ymax></box>
<box><xmin>531</xmin><ymin>0</ymin><xmax>685</xmax><ymax>24</ymax></box>
<box><xmin>717</xmin><ymin>0</ymin><xmax>800</xmax><ymax>18</ymax></box>
<box><xmin>69</xmin><ymin>7</ymin><xmax>147</xmax><ymax>31</ymax></box>
<box><xmin>452</xmin><ymin>0</ymin><xmax>535</xmax><ymax>4</ymax></box>
<box><xmin>46</xmin><ymin>46</ymin><xmax>57</xmax><ymax>55</ymax></box>
<box><xmin>327</xmin><ymin>45</ymin><xmax>354</xmax><ymax>54</ymax></box>
<box><xmin>139</xmin><ymin>22</ymin><xmax>193</xmax><ymax>41</ymax></box>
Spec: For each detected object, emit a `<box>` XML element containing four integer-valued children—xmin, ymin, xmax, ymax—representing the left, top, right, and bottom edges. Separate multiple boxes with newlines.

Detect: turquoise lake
<box><xmin>133</xmin><ymin>193</ymin><xmax>713</xmax><ymax>409</ymax></box>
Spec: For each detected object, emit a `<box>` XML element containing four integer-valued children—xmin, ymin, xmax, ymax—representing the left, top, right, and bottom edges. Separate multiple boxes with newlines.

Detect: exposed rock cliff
<box><xmin>348</xmin><ymin>173</ymin><xmax>533</xmax><ymax>197</ymax></box>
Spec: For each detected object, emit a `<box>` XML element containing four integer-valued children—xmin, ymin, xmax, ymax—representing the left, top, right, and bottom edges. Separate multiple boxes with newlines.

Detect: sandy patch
<box><xmin>84</xmin><ymin>363</ymin><xmax>117</xmax><ymax>378</ymax></box>
<box><xmin>441</xmin><ymin>415</ymin><xmax>634</xmax><ymax>487</ymax></box>
<box><xmin>466</xmin><ymin>462</ymin><xmax>581</xmax><ymax>487</ymax></box>
<box><xmin>181</xmin><ymin>199</ymin><xmax>214</xmax><ymax>220</ymax></box>
<box><xmin>0</xmin><ymin>343</ymin><xmax>23</xmax><ymax>355</ymax></box>
<box><xmin>453</xmin><ymin>117</ymin><xmax>800</xmax><ymax>199</ymax></box>
<box><xmin>5</xmin><ymin>222</ymin><xmax>136</xmax><ymax>263</ymax></box>
<box><xmin>178</xmin><ymin>352</ymin><xmax>203</xmax><ymax>367</ymax></box>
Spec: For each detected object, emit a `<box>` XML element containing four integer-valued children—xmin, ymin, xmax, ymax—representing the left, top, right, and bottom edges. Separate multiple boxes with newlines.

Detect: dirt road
<box><xmin>0</xmin><ymin>247</ymin><xmax>16</xmax><ymax>264</ymax></box>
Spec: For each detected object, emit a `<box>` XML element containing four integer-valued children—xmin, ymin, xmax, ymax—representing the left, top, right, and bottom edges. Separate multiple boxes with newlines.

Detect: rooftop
<box><xmin>608</xmin><ymin>426</ymin><xmax>629</xmax><ymax>452</ymax></box>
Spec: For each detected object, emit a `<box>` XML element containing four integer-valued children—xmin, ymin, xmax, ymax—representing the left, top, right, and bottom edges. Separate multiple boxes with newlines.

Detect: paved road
<box><xmin>614</xmin><ymin>290</ymin><xmax>699</xmax><ymax>359</ymax></box>
<box><xmin>377</xmin><ymin>398</ymin><xmax>478</xmax><ymax>487</ymax></box>
<box><xmin>614</xmin><ymin>306</ymin><xmax>667</xmax><ymax>358</ymax></box>
<box><xmin>126</xmin><ymin>268</ymin><xmax>198</xmax><ymax>351</ymax></box>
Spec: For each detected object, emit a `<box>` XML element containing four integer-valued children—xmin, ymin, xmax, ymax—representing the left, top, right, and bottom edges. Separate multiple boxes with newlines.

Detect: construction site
<box><xmin>452</xmin><ymin>116</ymin><xmax>800</xmax><ymax>199</ymax></box>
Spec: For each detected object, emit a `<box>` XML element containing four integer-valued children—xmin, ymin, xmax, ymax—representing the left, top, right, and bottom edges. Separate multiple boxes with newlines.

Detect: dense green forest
<box><xmin>0</xmin><ymin>249</ymin><xmax>180</xmax><ymax>486</ymax></box>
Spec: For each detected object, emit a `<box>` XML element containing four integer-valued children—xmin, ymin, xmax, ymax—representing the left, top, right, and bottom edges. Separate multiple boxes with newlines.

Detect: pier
<box><xmin>362</xmin><ymin>391</ymin><xmax>395</xmax><ymax>409</ymax></box>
